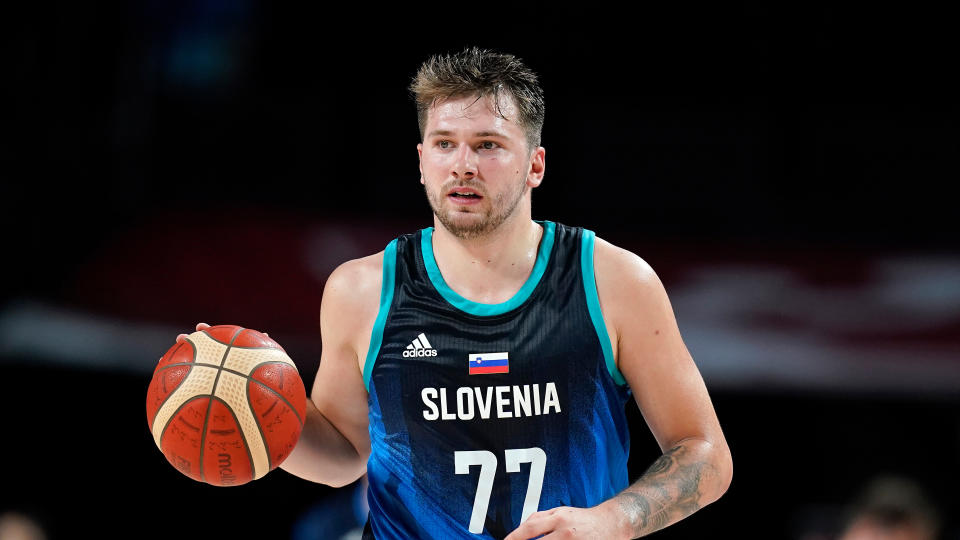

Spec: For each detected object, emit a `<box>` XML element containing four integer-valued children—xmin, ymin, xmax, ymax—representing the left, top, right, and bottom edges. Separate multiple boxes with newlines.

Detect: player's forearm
<box><xmin>279</xmin><ymin>399</ymin><xmax>367</xmax><ymax>487</ymax></box>
<box><xmin>604</xmin><ymin>438</ymin><xmax>732</xmax><ymax>538</ymax></box>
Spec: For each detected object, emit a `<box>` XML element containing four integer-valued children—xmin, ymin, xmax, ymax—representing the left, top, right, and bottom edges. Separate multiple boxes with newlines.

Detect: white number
<box><xmin>454</xmin><ymin>450</ymin><xmax>498</xmax><ymax>534</ymax></box>
<box><xmin>505</xmin><ymin>447</ymin><xmax>547</xmax><ymax>524</ymax></box>
<box><xmin>455</xmin><ymin>447</ymin><xmax>547</xmax><ymax>535</ymax></box>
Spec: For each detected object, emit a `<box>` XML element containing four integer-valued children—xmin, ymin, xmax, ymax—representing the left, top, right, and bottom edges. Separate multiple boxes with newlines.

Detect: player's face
<box><xmin>418</xmin><ymin>94</ymin><xmax>545</xmax><ymax>239</ymax></box>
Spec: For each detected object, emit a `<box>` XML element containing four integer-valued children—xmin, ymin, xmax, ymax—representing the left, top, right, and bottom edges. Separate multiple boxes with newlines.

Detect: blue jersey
<box><xmin>361</xmin><ymin>221</ymin><xmax>632</xmax><ymax>539</ymax></box>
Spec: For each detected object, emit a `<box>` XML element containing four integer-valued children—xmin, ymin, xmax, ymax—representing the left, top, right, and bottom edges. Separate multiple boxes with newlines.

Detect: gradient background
<box><xmin>3</xmin><ymin>2</ymin><xmax>958</xmax><ymax>539</ymax></box>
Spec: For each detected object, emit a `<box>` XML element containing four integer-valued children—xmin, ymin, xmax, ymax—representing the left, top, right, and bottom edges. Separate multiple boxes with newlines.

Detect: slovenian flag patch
<box><xmin>468</xmin><ymin>352</ymin><xmax>509</xmax><ymax>375</ymax></box>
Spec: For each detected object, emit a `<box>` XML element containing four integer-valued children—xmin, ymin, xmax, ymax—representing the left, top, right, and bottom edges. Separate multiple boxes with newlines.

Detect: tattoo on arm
<box><xmin>614</xmin><ymin>444</ymin><xmax>711</xmax><ymax>537</ymax></box>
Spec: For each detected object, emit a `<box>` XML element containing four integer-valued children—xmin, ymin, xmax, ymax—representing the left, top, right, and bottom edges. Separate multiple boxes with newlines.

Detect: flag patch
<box><xmin>469</xmin><ymin>352</ymin><xmax>509</xmax><ymax>375</ymax></box>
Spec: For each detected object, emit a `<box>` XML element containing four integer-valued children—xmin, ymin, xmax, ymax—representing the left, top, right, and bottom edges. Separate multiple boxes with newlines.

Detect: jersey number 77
<box><xmin>454</xmin><ymin>447</ymin><xmax>547</xmax><ymax>534</ymax></box>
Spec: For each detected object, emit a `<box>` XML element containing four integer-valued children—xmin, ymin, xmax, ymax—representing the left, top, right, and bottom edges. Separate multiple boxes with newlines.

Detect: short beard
<box><xmin>426</xmin><ymin>179</ymin><xmax>528</xmax><ymax>240</ymax></box>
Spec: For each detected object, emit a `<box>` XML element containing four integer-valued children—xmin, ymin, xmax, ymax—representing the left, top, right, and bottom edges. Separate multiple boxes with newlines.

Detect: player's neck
<box><xmin>431</xmin><ymin>215</ymin><xmax>543</xmax><ymax>305</ymax></box>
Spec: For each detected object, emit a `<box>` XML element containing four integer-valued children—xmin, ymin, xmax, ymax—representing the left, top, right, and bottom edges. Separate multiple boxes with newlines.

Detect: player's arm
<box><xmin>279</xmin><ymin>254</ymin><xmax>382</xmax><ymax>487</ymax></box>
<box><xmin>594</xmin><ymin>238</ymin><xmax>732</xmax><ymax>536</ymax></box>
<box><xmin>507</xmin><ymin>238</ymin><xmax>732</xmax><ymax>540</ymax></box>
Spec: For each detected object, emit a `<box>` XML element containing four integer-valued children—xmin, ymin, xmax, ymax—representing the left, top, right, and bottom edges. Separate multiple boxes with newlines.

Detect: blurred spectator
<box><xmin>0</xmin><ymin>512</ymin><xmax>46</xmax><ymax>540</ymax></box>
<box><xmin>838</xmin><ymin>476</ymin><xmax>940</xmax><ymax>540</ymax></box>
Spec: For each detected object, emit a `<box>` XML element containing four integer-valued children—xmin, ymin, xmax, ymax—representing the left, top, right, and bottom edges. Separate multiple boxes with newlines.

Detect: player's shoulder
<box><xmin>591</xmin><ymin>235</ymin><xmax>659</xmax><ymax>287</ymax></box>
<box><xmin>590</xmin><ymin>234</ymin><xmax>670</xmax><ymax>322</ymax></box>
<box><xmin>328</xmin><ymin>251</ymin><xmax>384</xmax><ymax>284</ymax></box>
<box><xmin>321</xmin><ymin>251</ymin><xmax>385</xmax><ymax>315</ymax></box>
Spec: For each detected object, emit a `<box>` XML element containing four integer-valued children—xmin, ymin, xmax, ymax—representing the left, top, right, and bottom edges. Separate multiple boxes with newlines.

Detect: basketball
<box><xmin>146</xmin><ymin>325</ymin><xmax>307</xmax><ymax>486</ymax></box>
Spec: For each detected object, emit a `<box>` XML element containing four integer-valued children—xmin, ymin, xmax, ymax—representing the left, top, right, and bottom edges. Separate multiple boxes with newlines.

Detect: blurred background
<box><xmin>2</xmin><ymin>2</ymin><xmax>958</xmax><ymax>539</ymax></box>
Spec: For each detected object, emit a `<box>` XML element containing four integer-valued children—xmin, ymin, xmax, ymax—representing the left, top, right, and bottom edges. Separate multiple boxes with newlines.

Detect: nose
<box><xmin>452</xmin><ymin>144</ymin><xmax>478</xmax><ymax>179</ymax></box>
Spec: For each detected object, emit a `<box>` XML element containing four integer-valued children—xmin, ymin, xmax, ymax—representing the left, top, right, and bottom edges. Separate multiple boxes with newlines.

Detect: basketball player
<box><xmin>188</xmin><ymin>48</ymin><xmax>732</xmax><ymax>538</ymax></box>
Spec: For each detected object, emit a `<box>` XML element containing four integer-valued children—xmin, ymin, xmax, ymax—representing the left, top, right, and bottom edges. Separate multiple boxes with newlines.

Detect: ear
<box><xmin>417</xmin><ymin>143</ymin><xmax>424</xmax><ymax>185</ymax></box>
<box><xmin>526</xmin><ymin>146</ymin><xmax>546</xmax><ymax>188</ymax></box>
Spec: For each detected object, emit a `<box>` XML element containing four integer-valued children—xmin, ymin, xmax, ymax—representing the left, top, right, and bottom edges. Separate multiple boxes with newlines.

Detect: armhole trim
<box><xmin>580</xmin><ymin>230</ymin><xmax>627</xmax><ymax>386</ymax></box>
<box><xmin>363</xmin><ymin>239</ymin><xmax>398</xmax><ymax>391</ymax></box>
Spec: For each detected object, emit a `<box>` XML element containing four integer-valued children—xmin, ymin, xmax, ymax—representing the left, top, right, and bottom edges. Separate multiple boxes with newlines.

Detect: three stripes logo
<box><xmin>402</xmin><ymin>333</ymin><xmax>438</xmax><ymax>357</ymax></box>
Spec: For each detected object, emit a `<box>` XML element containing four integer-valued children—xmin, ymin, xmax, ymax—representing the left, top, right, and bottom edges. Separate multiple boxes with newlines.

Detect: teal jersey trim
<box><xmin>580</xmin><ymin>230</ymin><xmax>627</xmax><ymax>386</ymax></box>
<box><xmin>421</xmin><ymin>221</ymin><xmax>556</xmax><ymax>317</ymax></box>
<box><xmin>363</xmin><ymin>239</ymin><xmax>398</xmax><ymax>391</ymax></box>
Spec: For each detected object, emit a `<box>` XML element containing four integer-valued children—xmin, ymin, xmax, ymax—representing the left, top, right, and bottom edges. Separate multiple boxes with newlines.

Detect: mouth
<box><xmin>447</xmin><ymin>187</ymin><xmax>484</xmax><ymax>205</ymax></box>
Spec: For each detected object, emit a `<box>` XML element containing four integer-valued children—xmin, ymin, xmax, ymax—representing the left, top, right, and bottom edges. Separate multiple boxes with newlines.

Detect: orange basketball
<box><xmin>146</xmin><ymin>325</ymin><xmax>307</xmax><ymax>486</ymax></box>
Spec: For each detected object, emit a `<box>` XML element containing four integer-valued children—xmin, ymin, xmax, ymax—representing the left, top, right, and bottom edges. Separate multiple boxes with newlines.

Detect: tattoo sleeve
<box><xmin>613</xmin><ymin>441</ymin><xmax>719</xmax><ymax>537</ymax></box>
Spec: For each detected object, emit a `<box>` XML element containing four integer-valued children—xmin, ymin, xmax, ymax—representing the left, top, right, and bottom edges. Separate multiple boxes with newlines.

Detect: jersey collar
<box><xmin>420</xmin><ymin>221</ymin><xmax>556</xmax><ymax>316</ymax></box>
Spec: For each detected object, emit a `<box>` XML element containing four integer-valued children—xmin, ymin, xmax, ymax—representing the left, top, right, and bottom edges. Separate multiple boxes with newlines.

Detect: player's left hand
<box><xmin>504</xmin><ymin>505</ymin><xmax>627</xmax><ymax>540</ymax></box>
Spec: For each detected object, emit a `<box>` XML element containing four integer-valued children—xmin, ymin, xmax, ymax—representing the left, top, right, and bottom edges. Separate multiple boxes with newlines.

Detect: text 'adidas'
<box><xmin>403</xmin><ymin>332</ymin><xmax>438</xmax><ymax>357</ymax></box>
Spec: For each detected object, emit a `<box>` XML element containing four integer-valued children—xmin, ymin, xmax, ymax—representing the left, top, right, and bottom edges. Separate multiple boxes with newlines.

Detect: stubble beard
<box><xmin>425</xmin><ymin>177</ymin><xmax>529</xmax><ymax>240</ymax></box>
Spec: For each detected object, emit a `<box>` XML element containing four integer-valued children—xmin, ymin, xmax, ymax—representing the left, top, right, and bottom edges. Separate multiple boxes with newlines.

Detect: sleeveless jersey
<box><xmin>362</xmin><ymin>221</ymin><xmax>632</xmax><ymax>539</ymax></box>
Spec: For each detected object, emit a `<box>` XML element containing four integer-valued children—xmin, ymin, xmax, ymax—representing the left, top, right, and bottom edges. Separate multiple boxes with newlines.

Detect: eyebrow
<box><xmin>426</xmin><ymin>130</ymin><xmax>509</xmax><ymax>139</ymax></box>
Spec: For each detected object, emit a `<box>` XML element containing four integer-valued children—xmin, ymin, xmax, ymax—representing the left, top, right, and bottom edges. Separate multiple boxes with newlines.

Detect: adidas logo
<box><xmin>402</xmin><ymin>333</ymin><xmax>438</xmax><ymax>357</ymax></box>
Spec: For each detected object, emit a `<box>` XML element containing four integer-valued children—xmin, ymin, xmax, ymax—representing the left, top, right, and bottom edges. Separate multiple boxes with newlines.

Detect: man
<box><xmin>837</xmin><ymin>477</ymin><xmax>939</xmax><ymax>540</ymax></box>
<box><xmin>253</xmin><ymin>47</ymin><xmax>731</xmax><ymax>538</ymax></box>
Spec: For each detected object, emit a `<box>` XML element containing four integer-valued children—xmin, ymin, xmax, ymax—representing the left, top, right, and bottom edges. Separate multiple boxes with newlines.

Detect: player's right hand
<box><xmin>176</xmin><ymin>322</ymin><xmax>211</xmax><ymax>343</ymax></box>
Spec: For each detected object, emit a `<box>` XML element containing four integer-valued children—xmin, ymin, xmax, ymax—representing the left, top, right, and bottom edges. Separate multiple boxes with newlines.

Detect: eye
<box><xmin>438</xmin><ymin>140</ymin><xmax>452</xmax><ymax>149</ymax></box>
<box><xmin>479</xmin><ymin>141</ymin><xmax>498</xmax><ymax>150</ymax></box>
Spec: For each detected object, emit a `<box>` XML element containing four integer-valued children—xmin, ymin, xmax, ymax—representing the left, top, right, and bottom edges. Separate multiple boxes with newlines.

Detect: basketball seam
<box><xmin>245</xmin><ymin>361</ymin><xmax>305</xmax><ymax>426</ymax></box>
<box><xmin>243</xmin><ymin>369</ymin><xmax>305</xmax><ymax>473</ymax></box>
<box><xmin>201</xmin><ymin>327</ymin><xmax>241</xmax><ymax>346</ymax></box>
<box><xmin>157</xmin><ymin>395</ymin><xmax>208</xmax><ymax>480</ymax></box>
<box><xmin>149</xmin><ymin>340</ymin><xmax>196</xmax><ymax>432</ymax></box>
<box><xmin>154</xmin><ymin>363</ymin><xmax>301</xmax><ymax>425</ymax></box>
<box><xmin>198</xmin><ymin>326</ymin><xmax>244</xmax><ymax>483</ymax></box>
<box><xmin>201</xmin><ymin>327</ymin><xmax>283</xmax><ymax>351</ymax></box>
<box><xmin>228</xmin><ymin>344</ymin><xmax>286</xmax><ymax>351</ymax></box>
<box><xmin>247</xmin><ymin>381</ymin><xmax>275</xmax><ymax>472</ymax></box>
<box><xmin>155</xmin><ymin>362</ymin><xmax>302</xmax><ymax>445</ymax></box>
<box><xmin>209</xmin><ymin>395</ymin><xmax>256</xmax><ymax>485</ymax></box>
<box><xmin>154</xmin><ymin>362</ymin><xmax>211</xmax><ymax>373</ymax></box>
<box><xmin>154</xmin><ymin>360</ymin><xmax>294</xmax><ymax>381</ymax></box>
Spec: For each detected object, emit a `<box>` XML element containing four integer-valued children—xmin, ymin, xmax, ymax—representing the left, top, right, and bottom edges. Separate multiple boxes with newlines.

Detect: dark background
<box><xmin>2</xmin><ymin>2</ymin><xmax>958</xmax><ymax>539</ymax></box>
